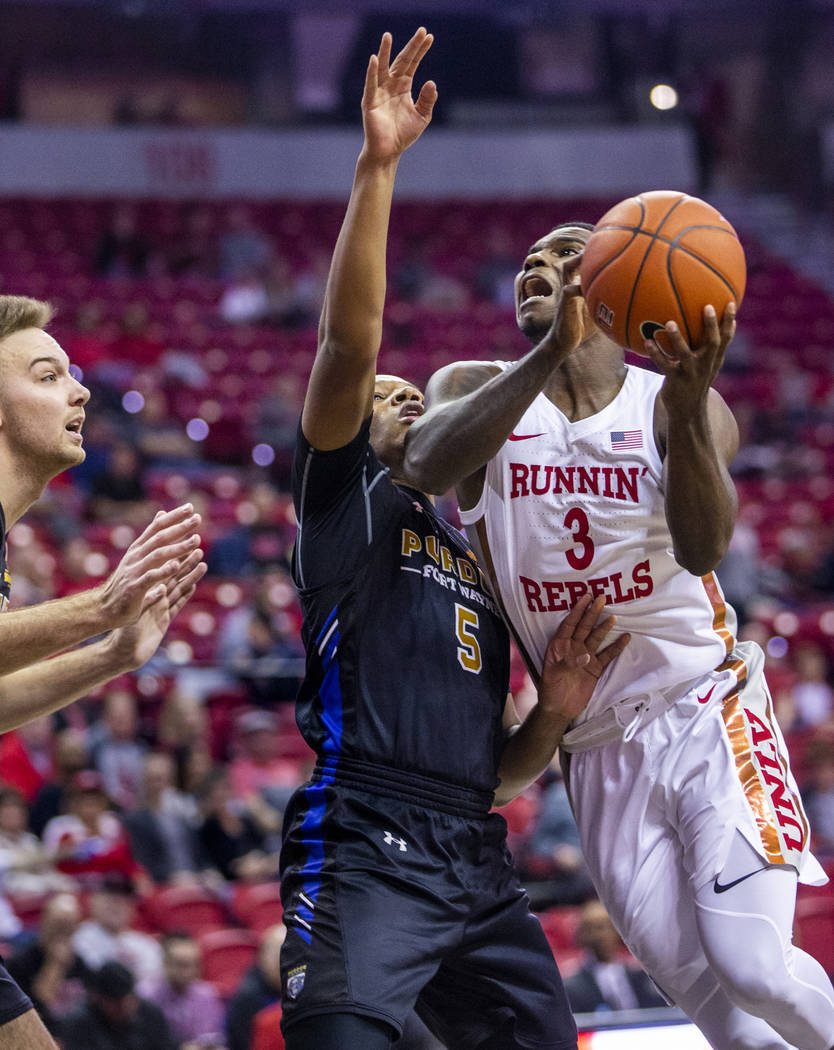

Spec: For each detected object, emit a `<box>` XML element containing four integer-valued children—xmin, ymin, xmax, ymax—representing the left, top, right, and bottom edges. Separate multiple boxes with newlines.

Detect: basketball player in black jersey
<box><xmin>0</xmin><ymin>296</ymin><xmax>206</xmax><ymax>1049</ymax></box>
<box><xmin>279</xmin><ymin>29</ymin><xmax>629</xmax><ymax>1050</ymax></box>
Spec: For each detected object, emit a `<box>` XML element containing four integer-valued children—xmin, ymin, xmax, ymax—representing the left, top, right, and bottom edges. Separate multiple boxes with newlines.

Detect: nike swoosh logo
<box><xmin>697</xmin><ymin>685</ymin><xmax>716</xmax><ymax>705</ymax></box>
<box><xmin>713</xmin><ymin>869</ymin><xmax>763</xmax><ymax>894</ymax></box>
<box><xmin>508</xmin><ymin>432</ymin><xmax>545</xmax><ymax>442</ymax></box>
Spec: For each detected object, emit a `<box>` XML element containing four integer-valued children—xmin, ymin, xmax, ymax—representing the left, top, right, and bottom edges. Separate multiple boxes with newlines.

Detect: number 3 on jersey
<box><xmin>455</xmin><ymin>603</ymin><xmax>482</xmax><ymax>674</ymax></box>
<box><xmin>565</xmin><ymin>507</ymin><xmax>594</xmax><ymax>570</ymax></box>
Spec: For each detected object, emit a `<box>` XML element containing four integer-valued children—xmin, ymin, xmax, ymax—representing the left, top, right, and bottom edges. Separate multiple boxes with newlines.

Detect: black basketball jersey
<box><xmin>291</xmin><ymin>418</ymin><xmax>510</xmax><ymax>795</ymax></box>
<box><xmin>0</xmin><ymin>505</ymin><xmax>9</xmax><ymax>612</ymax></box>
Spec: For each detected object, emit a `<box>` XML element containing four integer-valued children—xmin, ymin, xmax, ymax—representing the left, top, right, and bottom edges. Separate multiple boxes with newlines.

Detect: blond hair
<box><xmin>0</xmin><ymin>296</ymin><xmax>54</xmax><ymax>342</ymax></box>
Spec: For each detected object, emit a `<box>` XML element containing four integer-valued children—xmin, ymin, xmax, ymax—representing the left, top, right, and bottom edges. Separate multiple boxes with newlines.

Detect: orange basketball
<box><xmin>579</xmin><ymin>190</ymin><xmax>746</xmax><ymax>357</ymax></box>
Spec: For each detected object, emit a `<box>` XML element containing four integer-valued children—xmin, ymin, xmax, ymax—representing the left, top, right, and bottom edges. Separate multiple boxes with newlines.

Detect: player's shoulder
<box><xmin>425</xmin><ymin>359</ymin><xmax>503</xmax><ymax>405</ymax></box>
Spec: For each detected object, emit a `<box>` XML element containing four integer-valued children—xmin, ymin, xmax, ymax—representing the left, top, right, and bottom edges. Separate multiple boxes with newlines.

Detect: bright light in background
<box><xmin>186</xmin><ymin>418</ymin><xmax>209</xmax><ymax>441</ymax></box>
<box><xmin>122</xmin><ymin>390</ymin><xmax>145</xmax><ymax>414</ymax></box>
<box><xmin>252</xmin><ymin>443</ymin><xmax>275</xmax><ymax>467</ymax></box>
<box><xmin>650</xmin><ymin>84</ymin><xmax>679</xmax><ymax>111</ymax></box>
<box><xmin>767</xmin><ymin>635</ymin><xmax>789</xmax><ymax>659</ymax></box>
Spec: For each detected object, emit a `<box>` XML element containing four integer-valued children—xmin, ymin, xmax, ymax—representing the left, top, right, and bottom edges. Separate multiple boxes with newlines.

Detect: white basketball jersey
<box><xmin>458</xmin><ymin>363</ymin><xmax>737</xmax><ymax>725</ymax></box>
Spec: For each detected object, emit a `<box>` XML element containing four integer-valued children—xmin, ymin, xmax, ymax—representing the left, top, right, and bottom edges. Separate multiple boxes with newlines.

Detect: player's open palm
<box><xmin>99</xmin><ymin>504</ymin><xmax>203</xmax><ymax>628</ymax></box>
<box><xmin>361</xmin><ymin>28</ymin><xmax>438</xmax><ymax>161</ymax></box>
<box><xmin>109</xmin><ymin>548</ymin><xmax>207</xmax><ymax>670</ymax></box>
<box><xmin>538</xmin><ymin>594</ymin><xmax>630</xmax><ymax>725</ymax></box>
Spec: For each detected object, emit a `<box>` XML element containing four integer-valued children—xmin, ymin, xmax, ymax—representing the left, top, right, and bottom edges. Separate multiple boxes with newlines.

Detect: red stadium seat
<box><xmin>233</xmin><ymin>881</ymin><xmax>284</xmax><ymax>933</ymax></box>
<box><xmin>536</xmin><ymin>906</ymin><xmax>582</xmax><ymax>953</ymax></box>
<box><xmin>198</xmin><ymin>928</ymin><xmax>260</xmax><ymax>999</ymax></box>
<box><xmin>145</xmin><ymin>885</ymin><xmax>230</xmax><ymax>935</ymax></box>
<box><xmin>794</xmin><ymin>896</ymin><xmax>834</xmax><ymax>976</ymax></box>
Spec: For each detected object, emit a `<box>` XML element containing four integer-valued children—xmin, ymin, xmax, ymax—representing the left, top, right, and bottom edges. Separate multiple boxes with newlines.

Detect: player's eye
<box><xmin>373</xmin><ymin>393</ymin><xmax>383</xmax><ymax>401</ymax></box>
<box><xmin>558</xmin><ymin>246</ymin><xmax>579</xmax><ymax>257</ymax></box>
<box><xmin>41</xmin><ymin>373</ymin><xmax>57</xmax><ymax>382</ymax></box>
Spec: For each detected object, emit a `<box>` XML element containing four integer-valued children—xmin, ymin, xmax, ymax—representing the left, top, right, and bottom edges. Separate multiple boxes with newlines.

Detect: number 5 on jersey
<box><xmin>455</xmin><ymin>603</ymin><xmax>482</xmax><ymax>674</ymax></box>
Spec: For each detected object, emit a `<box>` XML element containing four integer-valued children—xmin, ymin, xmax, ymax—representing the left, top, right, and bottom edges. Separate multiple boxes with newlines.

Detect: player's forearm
<box><xmin>0</xmin><ymin>587</ymin><xmax>110</xmax><ymax>678</ymax></box>
<box><xmin>0</xmin><ymin>634</ymin><xmax>132</xmax><ymax>733</ymax></box>
<box><xmin>404</xmin><ymin>340</ymin><xmax>561</xmax><ymax>495</ymax></box>
<box><xmin>319</xmin><ymin>152</ymin><xmax>399</xmax><ymax>357</ymax></box>
<box><xmin>494</xmin><ymin>706</ymin><xmax>570</xmax><ymax>807</ymax></box>
<box><xmin>664</xmin><ymin>411</ymin><xmax>737</xmax><ymax>576</ymax></box>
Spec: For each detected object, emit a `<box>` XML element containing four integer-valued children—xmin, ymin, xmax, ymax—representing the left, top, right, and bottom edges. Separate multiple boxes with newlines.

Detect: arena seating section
<box><xmin>1</xmin><ymin>195</ymin><xmax>833</xmax><ymax>985</ymax></box>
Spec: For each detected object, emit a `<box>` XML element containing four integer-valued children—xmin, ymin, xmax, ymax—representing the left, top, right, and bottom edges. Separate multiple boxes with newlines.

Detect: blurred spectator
<box><xmin>790</xmin><ymin>643</ymin><xmax>834</xmax><ymax>730</ymax></box>
<box><xmin>124</xmin><ymin>752</ymin><xmax>203</xmax><ymax>885</ymax></box>
<box><xmin>90</xmin><ymin>688</ymin><xmax>149</xmax><ymax>812</ymax></box>
<box><xmin>88</xmin><ymin>442</ymin><xmax>152</xmax><ymax>527</ymax></box>
<box><xmin>0</xmin><ymin>787</ymin><xmax>73</xmax><ymax>896</ymax></box>
<box><xmin>715</xmin><ymin>515</ymin><xmax>762</xmax><ymax>630</ymax></box>
<box><xmin>64</xmin><ymin>303</ymin><xmax>114</xmax><ymax>375</ymax></box>
<box><xmin>228</xmin><ymin>710</ymin><xmax>304</xmax><ymax>816</ymax></box>
<box><xmin>196</xmin><ymin>768</ymin><xmax>279</xmax><ymax>884</ymax></box>
<box><xmin>249</xmin><ymin>1002</ymin><xmax>284</xmax><ymax>1050</ymax></box>
<box><xmin>42</xmin><ymin>770</ymin><xmax>146</xmax><ymax>888</ymax></box>
<box><xmin>73</xmin><ymin>874</ymin><xmax>163</xmax><ymax>985</ymax></box>
<box><xmin>139</xmin><ymin>932</ymin><xmax>226</xmax><ymax>1050</ymax></box>
<box><xmin>218</xmin><ymin>269</ymin><xmax>270</xmax><ymax>326</ymax></box>
<box><xmin>218</xmin><ymin>207</ymin><xmax>272</xmax><ymax>280</ymax></box>
<box><xmin>563</xmin><ymin>900</ymin><xmax>667</xmax><ymax>1015</ymax></box>
<box><xmin>0</xmin><ymin>714</ymin><xmax>55</xmax><ymax>803</ymax></box>
<box><xmin>225</xmin><ymin>924</ymin><xmax>284</xmax><ymax>1050</ymax></box>
<box><xmin>252</xmin><ymin>373</ymin><xmax>302</xmax><ymax>485</ymax></box>
<box><xmin>135</xmin><ymin>389</ymin><xmax>198</xmax><ymax>467</ymax></box>
<box><xmin>217</xmin><ymin>568</ymin><xmax>304</xmax><ymax>706</ymax></box>
<box><xmin>94</xmin><ymin>205</ymin><xmax>150</xmax><ymax>278</ymax></box>
<box><xmin>207</xmin><ymin>484</ymin><xmax>290</xmax><ymax>577</ymax></box>
<box><xmin>803</xmin><ymin>735</ymin><xmax>834</xmax><ymax>859</ymax></box>
<box><xmin>167</xmin><ymin>206</ymin><xmax>218</xmax><ymax>278</ymax></box>
<box><xmin>29</xmin><ymin>728</ymin><xmax>89</xmax><ymax>837</ymax></box>
<box><xmin>474</xmin><ymin>227</ymin><xmax>520</xmax><ymax>306</ymax></box>
<box><xmin>111</xmin><ymin>303</ymin><xmax>165</xmax><ymax>370</ymax></box>
<box><xmin>6</xmin><ymin>892</ymin><xmax>90</xmax><ymax>1037</ymax></box>
<box><xmin>523</xmin><ymin>764</ymin><xmax>595</xmax><ymax>907</ymax></box>
<box><xmin>62</xmin><ymin>960</ymin><xmax>177</xmax><ymax>1050</ymax></box>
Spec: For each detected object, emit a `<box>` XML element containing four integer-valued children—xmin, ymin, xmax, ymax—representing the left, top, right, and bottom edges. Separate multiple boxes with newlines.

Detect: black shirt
<box><xmin>292</xmin><ymin>418</ymin><xmax>510</xmax><ymax>794</ymax></box>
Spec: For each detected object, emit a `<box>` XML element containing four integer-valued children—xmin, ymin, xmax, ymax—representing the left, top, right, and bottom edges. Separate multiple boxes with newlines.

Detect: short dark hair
<box><xmin>86</xmin><ymin>961</ymin><xmax>135</xmax><ymax>999</ymax></box>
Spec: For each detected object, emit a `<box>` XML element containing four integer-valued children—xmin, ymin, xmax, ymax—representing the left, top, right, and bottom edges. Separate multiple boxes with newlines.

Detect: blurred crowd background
<box><xmin>0</xmin><ymin>1</ymin><xmax>833</xmax><ymax>1047</ymax></box>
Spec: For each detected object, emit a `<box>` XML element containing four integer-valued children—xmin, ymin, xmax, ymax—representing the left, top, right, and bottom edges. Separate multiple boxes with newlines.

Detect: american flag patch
<box><xmin>610</xmin><ymin>430</ymin><xmax>643</xmax><ymax>451</ymax></box>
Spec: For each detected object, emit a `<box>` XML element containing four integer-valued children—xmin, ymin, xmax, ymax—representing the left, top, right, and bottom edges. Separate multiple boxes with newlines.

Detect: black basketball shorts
<box><xmin>279</xmin><ymin>777</ymin><xmax>577</xmax><ymax>1050</ymax></box>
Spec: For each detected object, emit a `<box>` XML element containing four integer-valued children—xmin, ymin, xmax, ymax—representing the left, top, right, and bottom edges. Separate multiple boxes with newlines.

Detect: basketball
<box><xmin>579</xmin><ymin>190</ymin><xmax>746</xmax><ymax>357</ymax></box>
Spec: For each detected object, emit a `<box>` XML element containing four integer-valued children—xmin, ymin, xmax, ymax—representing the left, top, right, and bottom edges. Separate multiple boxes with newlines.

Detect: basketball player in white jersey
<box><xmin>402</xmin><ymin>224</ymin><xmax>834</xmax><ymax>1050</ymax></box>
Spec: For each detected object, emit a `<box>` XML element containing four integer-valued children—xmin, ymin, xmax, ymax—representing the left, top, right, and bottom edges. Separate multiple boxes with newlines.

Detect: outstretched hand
<box><xmin>644</xmin><ymin>302</ymin><xmax>736</xmax><ymax>419</ymax></box>
<box><xmin>361</xmin><ymin>28</ymin><xmax>438</xmax><ymax>162</ymax></box>
<box><xmin>538</xmin><ymin>593</ymin><xmax>630</xmax><ymax>726</ymax></box>
<box><xmin>107</xmin><ymin>548</ymin><xmax>207</xmax><ymax>670</ymax></box>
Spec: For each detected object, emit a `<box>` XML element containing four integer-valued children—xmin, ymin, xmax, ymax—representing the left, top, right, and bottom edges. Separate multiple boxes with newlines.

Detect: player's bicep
<box><xmin>301</xmin><ymin>341</ymin><xmax>377</xmax><ymax>452</ymax></box>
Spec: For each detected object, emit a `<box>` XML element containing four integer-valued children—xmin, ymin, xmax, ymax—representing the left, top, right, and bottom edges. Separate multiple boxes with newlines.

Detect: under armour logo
<box><xmin>383</xmin><ymin>831</ymin><xmax>407</xmax><ymax>852</ymax></box>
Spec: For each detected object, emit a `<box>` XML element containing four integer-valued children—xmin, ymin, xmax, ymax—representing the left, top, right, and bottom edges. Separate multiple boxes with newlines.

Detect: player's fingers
<box><xmin>571</xmin><ymin>593</ymin><xmax>606</xmax><ymax>644</ymax></box>
<box><xmin>662</xmin><ymin>321</ymin><xmax>693</xmax><ymax>360</ymax></box>
<box><xmin>391</xmin><ymin>26</ymin><xmax>429</xmax><ymax>77</ymax></box>
<box><xmin>551</xmin><ymin>592</ymin><xmax>593</xmax><ymax>639</ymax></box>
<box><xmin>414</xmin><ymin>80</ymin><xmax>438</xmax><ymax>122</ymax></box>
<box><xmin>132</xmin><ymin>504</ymin><xmax>194</xmax><ymax>548</ymax></box>
<box><xmin>700</xmin><ymin>304</ymin><xmax>721</xmax><ymax>350</ymax></box>
<box><xmin>403</xmin><ymin>30</ymin><xmax>433</xmax><ymax>79</ymax></box>
<box><xmin>597</xmin><ymin>632</ymin><xmax>631</xmax><ymax>669</ymax></box>
<box><xmin>165</xmin><ymin>549</ymin><xmax>204</xmax><ymax>592</ymax></box>
<box><xmin>585</xmin><ymin>613</ymin><xmax>618</xmax><ymax>652</ymax></box>
<box><xmin>363</xmin><ymin>53</ymin><xmax>379</xmax><ymax>102</ymax></box>
<box><xmin>719</xmin><ymin>301</ymin><xmax>737</xmax><ymax>347</ymax></box>
<box><xmin>377</xmin><ymin>32</ymin><xmax>393</xmax><ymax>77</ymax></box>
<box><xmin>130</xmin><ymin>515</ymin><xmax>201</xmax><ymax>563</ymax></box>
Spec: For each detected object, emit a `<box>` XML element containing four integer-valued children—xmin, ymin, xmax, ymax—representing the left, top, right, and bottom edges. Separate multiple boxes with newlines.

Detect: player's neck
<box><xmin>543</xmin><ymin>337</ymin><xmax>626</xmax><ymax>422</ymax></box>
<box><xmin>0</xmin><ymin>451</ymin><xmax>51</xmax><ymax>529</ymax></box>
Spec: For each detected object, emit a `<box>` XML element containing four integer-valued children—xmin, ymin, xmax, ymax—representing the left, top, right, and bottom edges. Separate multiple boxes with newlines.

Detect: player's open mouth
<box><xmin>399</xmin><ymin>405</ymin><xmax>424</xmax><ymax>422</ymax></box>
<box><xmin>65</xmin><ymin>418</ymin><xmax>84</xmax><ymax>437</ymax></box>
<box><xmin>519</xmin><ymin>274</ymin><xmax>553</xmax><ymax>306</ymax></box>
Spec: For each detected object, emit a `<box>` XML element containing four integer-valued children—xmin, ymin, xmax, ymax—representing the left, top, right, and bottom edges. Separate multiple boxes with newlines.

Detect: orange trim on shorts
<box><xmin>720</xmin><ymin>660</ymin><xmax>809</xmax><ymax>864</ymax></box>
<box><xmin>701</xmin><ymin>571</ymin><xmax>735</xmax><ymax>655</ymax></box>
